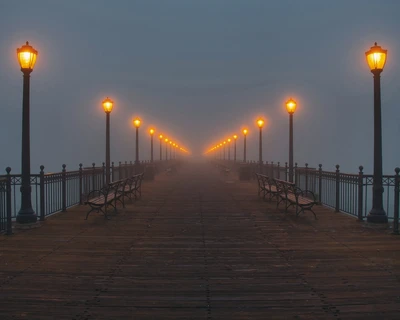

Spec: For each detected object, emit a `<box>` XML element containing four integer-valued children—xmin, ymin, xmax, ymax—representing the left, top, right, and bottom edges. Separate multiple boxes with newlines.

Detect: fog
<box><xmin>0</xmin><ymin>0</ymin><xmax>399</xmax><ymax>174</ymax></box>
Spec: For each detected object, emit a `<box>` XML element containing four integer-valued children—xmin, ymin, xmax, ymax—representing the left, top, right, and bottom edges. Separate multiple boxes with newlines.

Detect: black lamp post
<box><xmin>149</xmin><ymin>129</ymin><xmax>155</xmax><ymax>163</ymax></box>
<box><xmin>133</xmin><ymin>118</ymin><xmax>141</xmax><ymax>166</ymax></box>
<box><xmin>365</xmin><ymin>42</ymin><xmax>388</xmax><ymax>223</ymax></box>
<box><xmin>223</xmin><ymin>141</ymin><xmax>226</xmax><ymax>160</ymax></box>
<box><xmin>233</xmin><ymin>135</ymin><xmax>237</xmax><ymax>162</ymax></box>
<box><xmin>243</xmin><ymin>129</ymin><xmax>248</xmax><ymax>162</ymax></box>
<box><xmin>227</xmin><ymin>138</ymin><xmax>231</xmax><ymax>160</ymax></box>
<box><xmin>102</xmin><ymin>97</ymin><xmax>113</xmax><ymax>185</ymax></box>
<box><xmin>159</xmin><ymin>134</ymin><xmax>163</xmax><ymax>161</ymax></box>
<box><xmin>16</xmin><ymin>41</ymin><xmax>38</xmax><ymax>224</ymax></box>
<box><xmin>165</xmin><ymin>138</ymin><xmax>168</xmax><ymax>161</ymax></box>
<box><xmin>286</xmin><ymin>98</ymin><xmax>296</xmax><ymax>183</ymax></box>
<box><xmin>169</xmin><ymin>141</ymin><xmax>172</xmax><ymax>160</ymax></box>
<box><xmin>257</xmin><ymin>119</ymin><xmax>264</xmax><ymax>172</ymax></box>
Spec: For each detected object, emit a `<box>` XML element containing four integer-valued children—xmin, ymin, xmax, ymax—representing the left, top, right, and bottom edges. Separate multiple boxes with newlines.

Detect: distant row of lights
<box><xmin>204</xmin><ymin>98</ymin><xmax>297</xmax><ymax>154</ymax></box>
<box><xmin>102</xmin><ymin>97</ymin><xmax>190</xmax><ymax>154</ymax></box>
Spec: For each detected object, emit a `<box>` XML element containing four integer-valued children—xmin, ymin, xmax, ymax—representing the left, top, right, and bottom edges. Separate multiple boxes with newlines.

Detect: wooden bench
<box><xmin>84</xmin><ymin>180</ymin><xmax>125</xmax><ymax>220</ymax></box>
<box><xmin>123</xmin><ymin>173</ymin><xmax>144</xmax><ymax>200</ymax></box>
<box><xmin>274</xmin><ymin>178</ymin><xmax>318</xmax><ymax>219</ymax></box>
<box><xmin>255</xmin><ymin>173</ymin><xmax>278</xmax><ymax>201</ymax></box>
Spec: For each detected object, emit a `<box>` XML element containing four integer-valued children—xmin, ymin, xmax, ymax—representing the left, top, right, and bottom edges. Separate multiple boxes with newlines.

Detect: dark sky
<box><xmin>0</xmin><ymin>0</ymin><xmax>399</xmax><ymax>173</ymax></box>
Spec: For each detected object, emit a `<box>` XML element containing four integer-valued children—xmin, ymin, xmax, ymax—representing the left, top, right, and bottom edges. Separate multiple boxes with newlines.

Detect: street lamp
<box><xmin>257</xmin><ymin>119</ymin><xmax>265</xmax><ymax>172</ymax></box>
<box><xmin>159</xmin><ymin>134</ymin><xmax>163</xmax><ymax>161</ymax></box>
<box><xmin>223</xmin><ymin>141</ymin><xmax>226</xmax><ymax>160</ymax></box>
<box><xmin>133</xmin><ymin>118</ymin><xmax>141</xmax><ymax>166</ymax></box>
<box><xmin>149</xmin><ymin>128</ymin><xmax>155</xmax><ymax>163</ymax></box>
<box><xmin>165</xmin><ymin>138</ymin><xmax>169</xmax><ymax>160</ymax></box>
<box><xmin>227</xmin><ymin>138</ymin><xmax>231</xmax><ymax>160</ymax></box>
<box><xmin>233</xmin><ymin>135</ymin><xmax>238</xmax><ymax>162</ymax></box>
<box><xmin>286</xmin><ymin>98</ymin><xmax>296</xmax><ymax>183</ymax></box>
<box><xmin>16</xmin><ymin>41</ymin><xmax>38</xmax><ymax>224</ymax></box>
<box><xmin>365</xmin><ymin>42</ymin><xmax>388</xmax><ymax>223</ymax></box>
<box><xmin>169</xmin><ymin>141</ymin><xmax>173</xmax><ymax>160</ymax></box>
<box><xmin>102</xmin><ymin>97</ymin><xmax>114</xmax><ymax>185</ymax></box>
<box><xmin>243</xmin><ymin>129</ymin><xmax>248</xmax><ymax>162</ymax></box>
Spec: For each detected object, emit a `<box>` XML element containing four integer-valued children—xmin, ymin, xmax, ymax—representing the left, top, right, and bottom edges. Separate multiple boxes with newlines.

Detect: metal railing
<box><xmin>0</xmin><ymin>160</ymin><xmax>172</xmax><ymax>234</ymax></box>
<box><xmin>220</xmin><ymin>159</ymin><xmax>399</xmax><ymax>234</ymax></box>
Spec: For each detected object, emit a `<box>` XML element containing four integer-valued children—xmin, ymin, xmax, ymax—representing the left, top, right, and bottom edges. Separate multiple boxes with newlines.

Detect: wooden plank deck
<box><xmin>1</xmin><ymin>162</ymin><xmax>399</xmax><ymax>319</ymax></box>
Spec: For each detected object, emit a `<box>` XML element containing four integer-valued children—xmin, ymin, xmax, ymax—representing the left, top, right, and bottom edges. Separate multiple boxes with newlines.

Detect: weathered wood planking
<box><xmin>0</xmin><ymin>163</ymin><xmax>399</xmax><ymax>319</ymax></box>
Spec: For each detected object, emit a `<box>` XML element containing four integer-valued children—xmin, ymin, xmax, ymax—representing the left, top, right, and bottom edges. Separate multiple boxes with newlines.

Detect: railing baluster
<box><xmin>358</xmin><ymin>166</ymin><xmax>364</xmax><ymax>221</ymax></box>
<box><xmin>393</xmin><ymin>168</ymin><xmax>399</xmax><ymax>235</ymax></box>
<box><xmin>318</xmin><ymin>164</ymin><xmax>322</xmax><ymax>204</ymax></box>
<box><xmin>62</xmin><ymin>164</ymin><xmax>67</xmax><ymax>212</ymax></box>
<box><xmin>335</xmin><ymin>165</ymin><xmax>340</xmax><ymax>212</ymax></box>
<box><xmin>40</xmin><ymin>165</ymin><xmax>45</xmax><ymax>221</ymax></box>
<box><xmin>6</xmin><ymin>167</ymin><xmax>12</xmax><ymax>235</ymax></box>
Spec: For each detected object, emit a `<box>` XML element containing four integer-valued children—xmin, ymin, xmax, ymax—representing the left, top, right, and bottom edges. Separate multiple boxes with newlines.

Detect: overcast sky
<box><xmin>0</xmin><ymin>0</ymin><xmax>399</xmax><ymax>173</ymax></box>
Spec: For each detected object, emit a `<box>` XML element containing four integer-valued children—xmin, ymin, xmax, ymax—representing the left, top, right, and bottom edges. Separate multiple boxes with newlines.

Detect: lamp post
<box><xmin>286</xmin><ymin>98</ymin><xmax>296</xmax><ymax>183</ymax></box>
<box><xmin>365</xmin><ymin>42</ymin><xmax>388</xmax><ymax>223</ymax></box>
<box><xmin>243</xmin><ymin>129</ymin><xmax>248</xmax><ymax>163</ymax></box>
<box><xmin>159</xmin><ymin>134</ymin><xmax>163</xmax><ymax>161</ymax></box>
<box><xmin>233</xmin><ymin>135</ymin><xmax>237</xmax><ymax>162</ymax></box>
<box><xmin>16</xmin><ymin>41</ymin><xmax>38</xmax><ymax>224</ymax></box>
<box><xmin>102</xmin><ymin>97</ymin><xmax>113</xmax><ymax>185</ymax></box>
<box><xmin>169</xmin><ymin>141</ymin><xmax>173</xmax><ymax>160</ymax></box>
<box><xmin>257</xmin><ymin>119</ymin><xmax>264</xmax><ymax>172</ymax></box>
<box><xmin>219</xmin><ymin>143</ymin><xmax>223</xmax><ymax>160</ymax></box>
<box><xmin>227</xmin><ymin>138</ymin><xmax>231</xmax><ymax>160</ymax></box>
<box><xmin>173</xmin><ymin>143</ymin><xmax>176</xmax><ymax>159</ymax></box>
<box><xmin>223</xmin><ymin>141</ymin><xmax>226</xmax><ymax>160</ymax></box>
<box><xmin>133</xmin><ymin>118</ymin><xmax>141</xmax><ymax>166</ymax></box>
<box><xmin>165</xmin><ymin>138</ymin><xmax>169</xmax><ymax>160</ymax></box>
<box><xmin>149</xmin><ymin>128</ymin><xmax>155</xmax><ymax>163</ymax></box>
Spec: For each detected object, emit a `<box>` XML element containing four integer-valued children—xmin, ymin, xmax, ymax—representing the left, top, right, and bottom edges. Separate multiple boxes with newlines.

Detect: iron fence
<box><xmin>0</xmin><ymin>160</ymin><xmax>155</xmax><ymax>234</ymax></box>
<box><xmin>226</xmin><ymin>159</ymin><xmax>399</xmax><ymax>234</ymax></box>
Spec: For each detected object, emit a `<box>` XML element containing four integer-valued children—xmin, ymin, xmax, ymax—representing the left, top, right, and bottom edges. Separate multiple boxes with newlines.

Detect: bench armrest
<box><xmin>86</xmin><ymin>189</ymin><xmax>106</xmax><ymax>200</ymax></box>
<box><xmin>299</xmin><ymin>189</ymin><xmax>317</xmax><ymax>202</ymax></box>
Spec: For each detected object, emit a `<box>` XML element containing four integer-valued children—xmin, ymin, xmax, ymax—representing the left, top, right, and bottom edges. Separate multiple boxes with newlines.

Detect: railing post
<box><xmin>358</xmin><ymin>166</ymin><xmax>364</xmax><ymax>221</ymax></box>
<box><xmin>294</xmin><ymin>163</ymin><xmax>298</xmax><ymax>185</ymax></box>
<box><xmin>125</xmin><ymin>161</ymin><xmax>128</xmax><ymax>178</ymax></box>
<box><xmin>335</xmin><ymin>164</ymin><xmax>340</xmax><ymax>212</ymax></box>
<box><xmin>277</xmin><ymin>162</ymin><xmax>280</xmax><ymax>179</ymax></box>
<box><xmin>285</xmin><ymin>162</ymin><xmax>288</xmax><ymax>181</ymax></box>
<box><xmin>79</xmin><ymin>163</ymin><xmax>83</xmax><ymax>205</ymax></box>
<box><xmin>62</xmin><ymin>164</ymin><xmax>67</xmax><ymax>212</ymax></box>
<box><xmin>102</xmin><ymin>162</ymin><xmax>105</xmax><ymax>186</ymax></box>
<box><xmin>130</xmin><ymin>160</ymin><xmax>133</xmax><ymax>177</ymax></box>
<box><xmin>265</xmin><ymin>161</ymin><xmax>268</xmax><ymax>176</ymax></box>
<box><xmin>39</xmin><ymin>165</ymin><xmax>45</xmax><ymax>221</ymax></box>
<box><xmin>318</xmin><ymin>164</ymin><xmax>322</xmax><ymax>204</ymax></box>
<box><xmin>305</xmin><ymin>163</ymin><xmax>309</xmax><ymax>191</ymax></box>
<box><xmin>119</xmin><ymin>161</ymin><xmax>122</xmax><ymax>180</ymax></box>
<box><xmin>6</xmin><ymin>167</ymin><xmax>12</xmax><ymax>235</ymax></box>
<box><xmin>92</xmin><ymin>163</ymin><xmax>96</xmax><ymax>192</ymax></box>
<box><xmin>111</xmin><ymin>162</ymin><xmax>114</xmax><ymax>182</ymax></box>
<box><xmin>271</xmin><ymin>161</ymin><xmax>274</xmax><ymax>178</ymax></box>
<box><xmin>393</xmin><ymin>167</ymin><xmax>399</xmax><ymax>235</ymax></box>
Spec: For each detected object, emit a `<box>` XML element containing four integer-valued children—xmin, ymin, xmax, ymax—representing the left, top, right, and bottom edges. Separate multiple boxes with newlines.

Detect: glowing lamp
<box><xmin>149</xmin><ymin>128</ymin><xmax>155</xmax><ymax>135</ymax></box>
<box><xmin>228</xmin><ymin>138</ymin><xmax>231</xmax><ymax>142</ymax></box>
<box><xmin>233</xmin><ymin>135</ymin><xmax>238</xmax><ymax>140</ymax></box>
<box><xmin>257</xmin><ymin>119</ymin><xmax>264</xmax><ymax>128</ymax></box>
<box><xmin>102</xmin><ymin>97</ymin><xmax>113</xmax><ymax>113</ymax></box>
<box><xmin>165</xmin><ymin>138</ymin><xmax>168</xmax><ymax>142</ymax></box>
<box><xmin>159</xmin><ymin>134</ymin><xmax>163</xmax><ymax>139</ymax></box>
<box><xmin>365</xmin><ymin>42</ymin><xmax>387</xmax><ymax>72</ymax></box>
<box><xmin>133</xmin><ymin>118</ymin><xmax>141</xmax><ymax>128</ymax></box>
<box><xmin>286</xmin><ymin>98</ymin><xmax>297</xmax><ymax>114</ymax></box>
<box><xmin>17</xmin><ymin>41</ymin><xmax>38</xmax><ymax>71</ymax></box>
<box><xmin>243</xmin><ymin>129</ymin><xmax>248</xmax><ymax>135</ymax></box>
